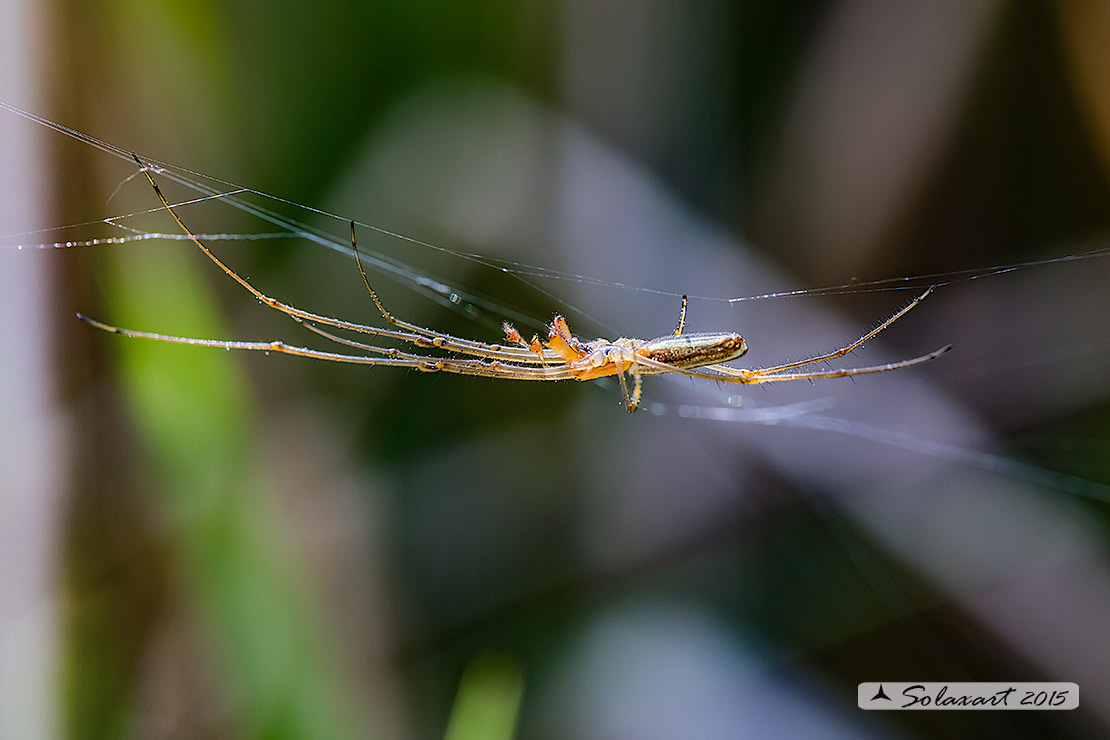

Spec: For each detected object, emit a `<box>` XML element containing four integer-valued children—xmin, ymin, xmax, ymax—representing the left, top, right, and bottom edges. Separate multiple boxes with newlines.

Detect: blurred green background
<box><xmin>2</xmin><ymin>1</ymin><xmax>1109</xmax><ymax>739</ymax></box>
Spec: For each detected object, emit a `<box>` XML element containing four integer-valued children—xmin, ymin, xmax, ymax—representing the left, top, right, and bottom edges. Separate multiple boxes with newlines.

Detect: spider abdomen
<box><xmin>636</xmin><ymin>332</ymin><xmax>747</xmax><ymax>371</ymax></box>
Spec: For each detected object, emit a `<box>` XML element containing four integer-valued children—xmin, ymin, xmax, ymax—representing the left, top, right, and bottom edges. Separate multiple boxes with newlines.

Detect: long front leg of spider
<box><xmin>126</xmin><ymin>157</ymin><xmax>559</xmax><ymax>366</ymax></box>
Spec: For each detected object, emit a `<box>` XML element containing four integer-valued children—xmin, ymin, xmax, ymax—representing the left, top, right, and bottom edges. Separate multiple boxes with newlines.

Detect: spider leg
<box><xmin>744</xmin><ymin>286</ymin><xmax>935</xmax><ymax>376</ymax></box>
<box><xmin>674</xmin><ymin>294</ymin><xmax>688</xmax><ymax>337</ymax></box>
<box><xmin>295</xmin><ymin>317</ymin><xmax>576</xmax><ymax>384</ymax></box>
<box><xmin>294</xmin><ymin>316</ymin><xmax>444</xmax><ymax>362</ymax></box>
<box><xmin>544</xmin><ymin>315</ymin><xmax>589</xmax><ymax>362</ymax></box>
<box><xmin>615</xmin><ymin>369</ymin><xmax>633</xmax><ymax>411</ymax></box>
<box><xmin>77</xmin><ymin>313</ymin><xmax>583</xmax><ymax>381</ymax></box>
<box><xmin>349</xmin><ymin>220</ymin><xmax>563</xmax><ymax>365</ymax></box>
<box><xmin>348</xmin><ymin>219</ymin><xmax>392</xmax><ymax>325</ymax></box>
<box><xmin>585</xmin><ymin>345</ymin><xmax>645</xmax><ymax>412</ymax></box>
<box><xmin>78</xmin><ymin>312</ymin><xmax>429</xmax><ymax>369</ymax></box>
<box><xmin>628</xmin><ymin>368</ymin><xmax>643</xmax><ymax>412</ymax></box>
<box><xmin>624</xmin><ymin>345</ymin><xmax>951</xmax><ymax>385</ymax></box>
<box><xmin>502</xmin><ymin>322</ymin><xmax>547</xmax><ymax>365</ymax></box>
<box><xmin>131</xmin><ymin>153</ymin><xmax>559</xmax><ymax>366</ymax></box>
<box><xmin>718</xmin><ymin>344</ymin><xmax>952</xmax><ymax>383</ymax></box>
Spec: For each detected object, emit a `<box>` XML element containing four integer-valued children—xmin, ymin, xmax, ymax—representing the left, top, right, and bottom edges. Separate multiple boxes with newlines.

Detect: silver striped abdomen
<box><xmin>635</xmin><ymin>332</ymin><xmax>747</xmax><ymax>372</ymax></box>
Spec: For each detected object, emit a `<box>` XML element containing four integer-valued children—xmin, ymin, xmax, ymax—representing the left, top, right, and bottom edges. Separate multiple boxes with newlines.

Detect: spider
<box><xmin>77</xmin><ymin>154</ymin><xmax>951</xmax><ymax>413</ymax></box>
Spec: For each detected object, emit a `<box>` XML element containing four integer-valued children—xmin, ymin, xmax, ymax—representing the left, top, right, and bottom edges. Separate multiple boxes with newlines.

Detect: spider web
<box><xmin>4</xmin><ymin>96</ymin><xmax>1110</xmax><ymax>737</ymax></box>
<box><xmin>4</xmin><ymin>99</ymin><xmax>1110</xmax><ymax>322</ymax></box>
<box><xmin>2</xmin><ymin>99</ymin><xmax>1109</xmax><ymax>506</ymax></box>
